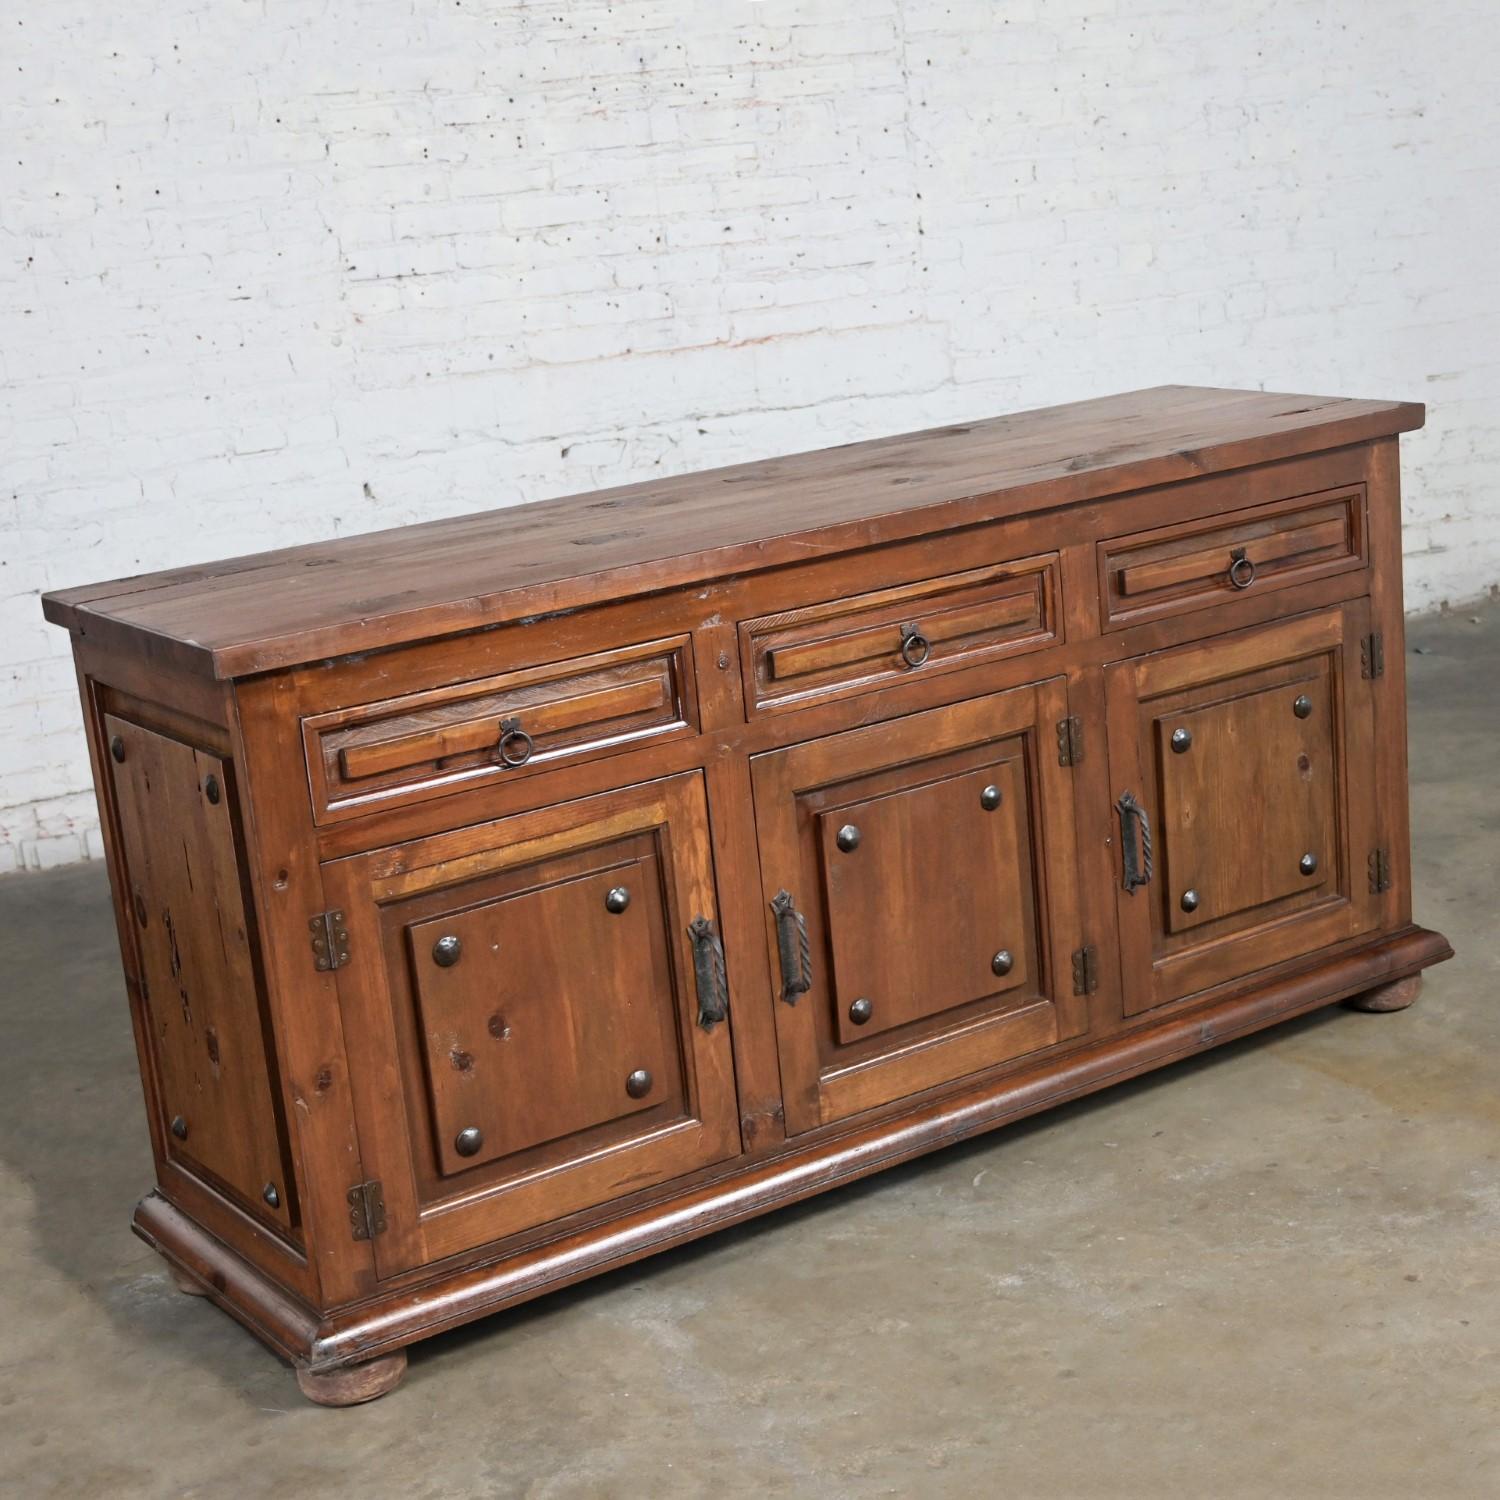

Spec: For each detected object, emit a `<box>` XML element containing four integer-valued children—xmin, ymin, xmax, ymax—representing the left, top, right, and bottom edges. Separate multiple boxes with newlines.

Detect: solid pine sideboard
<box><xmin>42</xmin><ymin>386</ymin><xmax>1451</xmax><ymax>1404</ymax></box>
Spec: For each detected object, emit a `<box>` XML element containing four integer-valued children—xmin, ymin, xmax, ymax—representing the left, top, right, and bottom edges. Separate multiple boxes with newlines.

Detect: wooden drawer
<box><xmin>1098</xmin><ymin>485</ymin><xmax>1367</xmax><ymax>630</ymax></box>
<box><xmin>739</xmin><ymin>552</ymin><xmax>1060</xmax><ymax>717</ymax></box>
<box><xmin>303</xmin><ymin>637</ymin><xmax>697</xmax><ymax>823</ymax></box>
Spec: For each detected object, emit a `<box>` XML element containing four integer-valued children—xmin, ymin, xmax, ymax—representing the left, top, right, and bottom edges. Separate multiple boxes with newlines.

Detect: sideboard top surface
<box><xmin>43</xmin><ymin>384</ymin><xmax>1423</xmax><ymax>679</ymax></box>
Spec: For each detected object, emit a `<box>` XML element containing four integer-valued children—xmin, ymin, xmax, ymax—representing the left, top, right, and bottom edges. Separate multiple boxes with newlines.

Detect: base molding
<box><xmin>135</xmin><ymin>922</ymin><xmax>1451</xmax><ymax>1380</ymax></box>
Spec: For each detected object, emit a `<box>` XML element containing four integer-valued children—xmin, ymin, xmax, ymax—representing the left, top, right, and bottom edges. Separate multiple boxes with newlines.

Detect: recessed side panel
<box><xmin>103</xmin><ymin>713</ymin><xmax>298</xmax><ymax>1240</ymax></box>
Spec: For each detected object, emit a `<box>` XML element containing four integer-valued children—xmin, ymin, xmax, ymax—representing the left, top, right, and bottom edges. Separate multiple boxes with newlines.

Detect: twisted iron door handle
<box><xmin>688</xmin><ymin>916</ymin><xmax>729</xmax><ymax>1030</ymax></box>
<box><xmin>1116</xmin><ymin>790</ymin><xmax>1154</xmax><ymax>894</ymax></box>
<box><xmin>770</xmin><ymin>890</ymin><xmax>812</xmax><ymax>1003</ymax></box>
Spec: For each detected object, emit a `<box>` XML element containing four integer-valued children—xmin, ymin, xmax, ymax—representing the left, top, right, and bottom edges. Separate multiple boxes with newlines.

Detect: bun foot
<box><xmin>167</xmin><ymin>1263</ymin><xmax>211</xmax><ymax>1297</ymax></box>
<box><xmin>295</xmin><ymin>1350</ymin><xmax>408</xmax><ymax>1407</ymax></box>
<box><xmin>1345</xmin><ymin>973</ymin><xmax>1422</xmax><ymax>1013</ymax></box>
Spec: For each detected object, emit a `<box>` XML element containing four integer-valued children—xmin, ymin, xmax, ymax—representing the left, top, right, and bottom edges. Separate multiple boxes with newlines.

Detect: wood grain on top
<box><xmin>41</xmin><ymin>384</ymin><xmax>1423</xmax><ymax>678</ymax></box>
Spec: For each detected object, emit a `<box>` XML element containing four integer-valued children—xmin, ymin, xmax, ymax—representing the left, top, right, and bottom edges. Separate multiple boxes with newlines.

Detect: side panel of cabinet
<box><xmin>1104</xmin><ymin>601</ymin><xmax>1381</xmax><ymax>1015</ymax></box>
<box><xmin>102</xmin><ymin>713</ymin><xmax>300</xmax><ymax>1240</ymax></box>
<box><xmin>752</xmin><ymin>679</ymin><xmax>1089</xmax><ymax>1134</ymax></box>
<box><xmin>321</xmin><ymin>772</ymin><xmax>741</xmax><ymax>1276</ymax></box>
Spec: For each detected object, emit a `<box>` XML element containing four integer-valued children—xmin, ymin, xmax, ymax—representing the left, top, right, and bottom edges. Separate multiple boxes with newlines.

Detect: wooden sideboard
<box><xmin>42</xmin><ymin>386</ymin><xmax>1452</xmax><ymax>1405</ymax></box>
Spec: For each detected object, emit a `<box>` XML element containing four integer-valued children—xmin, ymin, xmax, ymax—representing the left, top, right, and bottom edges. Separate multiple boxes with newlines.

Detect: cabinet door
<box><xmin>752</xmin><ymin>680</ymin><xmax>1088</xmax><ymax>1135</ymax></box>
<box><xmin>1105</xmin><ymin>602</ymin><xmax>1381</xmax><ymax>1015</ymax></box>
<box><xmin>323</xmin><ymin>773</ymin><xmax>740</xmax><ymax>1277</ymax></box>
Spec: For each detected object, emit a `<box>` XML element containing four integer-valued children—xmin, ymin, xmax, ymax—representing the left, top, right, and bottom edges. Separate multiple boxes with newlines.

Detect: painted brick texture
<box><xmin>3</xmin><ymin>1</ymin><xmax>1498</xmax><ymax>869</ymax></box>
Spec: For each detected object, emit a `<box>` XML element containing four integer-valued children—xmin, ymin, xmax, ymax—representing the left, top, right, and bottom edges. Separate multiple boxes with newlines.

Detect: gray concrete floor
<box><xmin>1</xmin><ymin>603</ymin><xmax>1496</xmax><ymax>1499</ymax></box>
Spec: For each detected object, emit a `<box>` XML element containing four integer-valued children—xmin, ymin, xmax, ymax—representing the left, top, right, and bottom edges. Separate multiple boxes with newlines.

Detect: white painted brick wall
<box><xmin>3</xmin><ymin>0</ymin><xmax>1498</xmax><ymax>870</ymax></box>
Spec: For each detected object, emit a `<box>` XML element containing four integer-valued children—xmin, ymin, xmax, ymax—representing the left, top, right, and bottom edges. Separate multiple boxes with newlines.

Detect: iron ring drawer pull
<box><xmin>1227</xmin><ymin>548</ymin><xmax>1257</xmax><ymax>589</ymax></box>
<box><xmin>496</xmin><ymin>717</ymin><xmax>534</xmax><ymax>767</ymax></box>
<box><xmin>770</xmin><ymin>890</ymin><xmax>813</xmax><ymax>1004</ymax></box>
<box><xmin>1116</xmin><ymin>790</ymin><xmax>1154</xmax><ymax>894</ymax></box>
<box><xmin>898</xmin><ymin>621</ymin><xmax>931</xmax><ymax>668</ymax></box>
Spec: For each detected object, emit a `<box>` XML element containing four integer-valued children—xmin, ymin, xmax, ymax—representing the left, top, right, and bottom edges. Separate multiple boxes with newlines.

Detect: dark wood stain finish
<box><xmin>44</xmin><ymin>385</ymin><xmax>1449</xmax><ymax>1403</ymax></box>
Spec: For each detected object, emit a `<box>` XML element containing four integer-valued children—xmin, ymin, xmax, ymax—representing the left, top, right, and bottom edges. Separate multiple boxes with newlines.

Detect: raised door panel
<box><xmin>402</xmin><ymin>841</ymin><xmax>684</xmax><ymax>1176</ymax></box>
<box><xmin>1105</xmin><ymin>602</ymin><xmax>1380</xmax><ymax>1015</ymax></box>
<box><xmin>322</xmin><ymin>773</ymin><xmax>740</xmax><ymax>1276</ymax></box>
<box><xmin>752</xmin><ymin>680</ymin><xmax>1088</xmax><ymax>1135</ymax></box>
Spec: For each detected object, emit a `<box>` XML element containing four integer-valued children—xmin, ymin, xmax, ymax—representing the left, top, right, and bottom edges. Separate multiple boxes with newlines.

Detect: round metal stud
<box><xmin>262</xmin><ymin>1182</ymin><xmax>281</xmax><ymax>1210</ymax></box>
<box><xmin>1299</xmin><ymin>852</ymin><xmax>1319</xmax><ymax>876</ymax></box>
<box><xmin>991</xmin><ymin>949</ymin><xmax>1014</xmax><ymax>977</ymax></box>
<box><xmin>835</xmin><ymin>824</ymin><xmax>861</xmax><ymax>853</ymax></box>
<box><xmin>605</xmin><ymin>885</ymin><xmax>631</xmax><ymax>915</ymax></box>
<box><xmin>110</xmin><ymin>735</ymin><xmax>126</xmax><ymax>763</ymax></box>
<box><xmin>170</xmin><ymin>1114</ymin><xmax>188</xmax><ymax>1141</ymax></box>
<box><xmin>848</xmin><ymin>997</ymin><xmax>874</xmax><ymax>1025</ymax></box>
<box><xmin>1180</xmin><ymin>889</ymin><xmax>1200</xmax><ymax>913</ymax></box>
<box><xmin>1293</xmin><ymin>694</ymin><xmax>1313</xmax><ymax>719</ymax></box>
<box><xmin>432</xmin><ymin>934</ymin><xmax>463</xmax><ymax>968</ymax></box>
<box><xmin>454</xmin><ymin>1126</ymin><xmax>484</xmax><ymax>1157</ymax></box>
<box><xmin>1170</xmin><ymin>727</ymin><xmax>1193</xmax><ymax>754</ymax></box>
<box><xmin>625</xmin><ymin>1068</ymin><xmax>653</xmax><ymax>1100</ymax></box>
<box><xmin>980</xmin><ymin>784</ymin><xmax>1003</xmax><ymax>811</ymax></box>
<box><xmin>203</xmin><ymin>773</ymin><xmax>221</xmax><ymax>805</ymax></box>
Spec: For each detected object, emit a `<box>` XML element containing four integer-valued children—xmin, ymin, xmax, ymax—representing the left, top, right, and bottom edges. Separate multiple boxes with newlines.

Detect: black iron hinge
<box><xmin>347</xmin><ymin>1180</ymin><xmax>387</xmax><ymax>1241</ymax></box>
<box><xmin>1361</xmin><ymin>630</ymin><xmax>1385</xmax><ymax>680</ymax></box>
<box><xmin>1056</xmin><ymin>715</ymin><xmax>1084</xmax><ymax>767</ymax></box>
<box><xmin>1368</xmin><ymin>848</ymin><xmax>1392</xmax><ymax>895</ymax></box>
<box><xmin>310</xmin><ymin>909</ymin><xmax>350</xmax><ymax>972</ymax></box>
<box><xmin>1071</xmin><ymin>944</ymin><xmax>1100</xmax><ymax>996</ymax></box>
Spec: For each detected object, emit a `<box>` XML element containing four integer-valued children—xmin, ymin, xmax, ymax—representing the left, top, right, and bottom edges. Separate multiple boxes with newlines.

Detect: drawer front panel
<box><xmin>1099</xmin><ymin>486</ymin><xmax>1366</xmax><ymax>630</ymax></box>
<box><xmin>740</xmin><ymin>554</ymin><xmax>1060</xmax><ymax>717</ymax></box>
<box><xmin>304</xmin><ymin>637</ymin><xmax>696</xmax><ymax>823</ymax></box>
